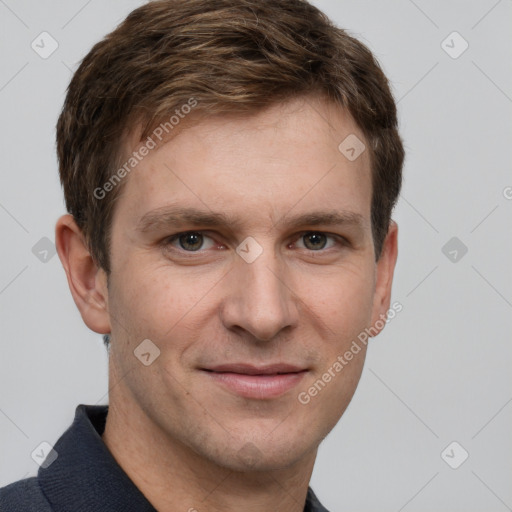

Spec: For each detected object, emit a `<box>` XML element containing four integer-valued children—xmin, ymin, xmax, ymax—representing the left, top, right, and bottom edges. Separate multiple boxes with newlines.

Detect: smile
<box><xmin>201</xmin><ymin>363</ymin><xmax>308</xmax><ymax>399</ymax></box>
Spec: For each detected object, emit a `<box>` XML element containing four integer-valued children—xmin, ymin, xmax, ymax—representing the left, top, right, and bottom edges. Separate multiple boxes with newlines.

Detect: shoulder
<box><xmin>0</xmin><ymin>476</ymin><xmax>53</xmax><ymax>511</ymax></box>
<box><xmin>306</xmin><ymin>486</ymin><xmax>331</xmax><ymax>512</ymax></box>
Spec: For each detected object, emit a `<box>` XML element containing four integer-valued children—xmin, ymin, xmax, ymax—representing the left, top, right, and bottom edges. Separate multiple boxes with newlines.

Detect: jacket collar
<box><xmin>38</xmin><ymin>404</ymin><xmax>328</xmax><ymax>512</ymax></box>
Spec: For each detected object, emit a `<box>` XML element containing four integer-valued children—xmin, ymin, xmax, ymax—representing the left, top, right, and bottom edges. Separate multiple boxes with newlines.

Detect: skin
<box><xmin>55</xmin><ymin>95</ymin><xmax>398</xmax><ymax>512</ymax></box>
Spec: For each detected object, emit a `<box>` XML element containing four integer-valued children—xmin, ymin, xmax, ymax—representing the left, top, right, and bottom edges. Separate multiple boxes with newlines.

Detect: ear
<box><xmin>55</xmin><ymin>214</ymin><xmax>111</xmax><ymax>334</ymax></box>
<box><xmin>369</xmin><ymin>220</ymin><xmax>398</xmax><ymax>336</ymax></box>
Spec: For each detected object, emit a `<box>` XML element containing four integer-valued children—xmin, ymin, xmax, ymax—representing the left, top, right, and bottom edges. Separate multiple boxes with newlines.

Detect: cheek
<box><xmin>302</xmin><ymin>261</ymin><xmax>376</xmax><ymax>339</ymax></box>
<box><xmin>111</xmin><ymin>262</ymin><xmax>214</xmax><ymax>341</ymax></box>
<box><xmin>294</xmin><ymin>261</ymin><xmax>374</xmax><ymax>416</ymax></box>
<box><xmin>106</xmin><ymin>265</ymin><xmax>211</xmax><ymax>409</ymax></box>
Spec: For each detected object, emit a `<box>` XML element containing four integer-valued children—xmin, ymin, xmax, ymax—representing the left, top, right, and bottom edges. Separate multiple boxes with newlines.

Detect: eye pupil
<box><xmin>304</xmin><ymin>232</ymin><xmax>327</xmax><ymax>250</ymax></box>
<box><xmin>179</xmin><ymin>232</ymin><xmax>203</xmax><ymax>251</ymax></box>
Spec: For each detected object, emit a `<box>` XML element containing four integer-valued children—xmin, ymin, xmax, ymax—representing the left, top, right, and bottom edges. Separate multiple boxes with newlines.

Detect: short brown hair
<box><xmin>57</xmin><ymin>0</ymin><xmax>404</xmax><ymax>276</ymax></box>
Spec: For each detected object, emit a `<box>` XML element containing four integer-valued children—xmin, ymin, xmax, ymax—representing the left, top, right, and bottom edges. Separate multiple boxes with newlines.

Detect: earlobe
<box><xmin>55</xmin><ymin>214</ymin><xmax>111</xmax><ymax>334</ymax></box>
<box><xmin>369</xmin><ymin>220</ymin><xmax>399</xmax><ymax>336</ymax></box>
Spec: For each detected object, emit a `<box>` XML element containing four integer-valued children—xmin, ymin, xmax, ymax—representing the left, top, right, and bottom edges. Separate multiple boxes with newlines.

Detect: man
<box><xmin>0</xmin><ymin>0</ymin><xmax>403</xmax><ymax>510</ymax></box>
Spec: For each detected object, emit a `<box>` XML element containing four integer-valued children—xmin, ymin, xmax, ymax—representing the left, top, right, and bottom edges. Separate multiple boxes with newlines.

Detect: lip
<box><xmin>201</xmin><ymin>363</ymin><xmax>308</xmax><ymax>399</ymax></box>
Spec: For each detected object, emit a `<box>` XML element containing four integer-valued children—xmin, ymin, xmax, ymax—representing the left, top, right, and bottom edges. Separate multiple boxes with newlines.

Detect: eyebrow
<box><xmin>135</xmin><ymin>205</ymin><xmax>367</xmax><ymax>234</ymax></box>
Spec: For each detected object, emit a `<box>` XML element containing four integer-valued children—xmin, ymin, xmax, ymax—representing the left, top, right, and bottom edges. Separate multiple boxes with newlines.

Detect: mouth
<box><xmin>200</xmin><ymin>363</ymin><xmax>308</xmax><ymax>399</ymax></box>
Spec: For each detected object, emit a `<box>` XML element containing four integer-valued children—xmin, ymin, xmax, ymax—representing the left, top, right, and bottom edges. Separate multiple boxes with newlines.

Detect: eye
<box><xmin>295</xmin><ymin>232</ymin><xmax>341</xmax><ymax>251</ymax></box>
<box><xmin>162</xmin><ymin>230</ymin><xmax>345</xmax><ymax>257</ymax></box>
<box><xmin>164</xmin><ymin>231</ymin><xmax>217</xmax><ymax>252</ymax></box>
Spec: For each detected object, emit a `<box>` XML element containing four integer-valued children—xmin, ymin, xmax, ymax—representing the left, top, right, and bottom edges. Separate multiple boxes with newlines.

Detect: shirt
<box><xmin>0</xmin><ymin>404</ymin><xmax>330</xmax><ymax>512</ymax></box>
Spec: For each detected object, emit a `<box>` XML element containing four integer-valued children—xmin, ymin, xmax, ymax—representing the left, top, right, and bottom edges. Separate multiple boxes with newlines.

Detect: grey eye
<box><xmin>299</xmin><ymin>232</ymin><xmax>334</xmax><ymax>251</ymax></box>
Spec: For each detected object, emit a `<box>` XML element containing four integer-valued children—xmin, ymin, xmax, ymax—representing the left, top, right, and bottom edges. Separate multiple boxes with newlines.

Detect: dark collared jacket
<box><xmin>0</xmin><ymin>404</ymin><xmax>330</xmax><ymax>511</ymax></box>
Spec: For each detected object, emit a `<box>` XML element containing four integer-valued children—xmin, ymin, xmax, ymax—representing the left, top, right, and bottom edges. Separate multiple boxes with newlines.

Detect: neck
<box><xmin>102</xmin><ymin>365</ymin><xmax>317</xmax><ymax>512</ymax></box>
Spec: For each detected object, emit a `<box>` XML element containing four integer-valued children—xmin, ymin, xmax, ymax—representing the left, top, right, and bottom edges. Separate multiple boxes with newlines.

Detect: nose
<box><xmin>219</xmin><ymin>244</ymin><xmax>299</xmax><ymax>342</ymax></box>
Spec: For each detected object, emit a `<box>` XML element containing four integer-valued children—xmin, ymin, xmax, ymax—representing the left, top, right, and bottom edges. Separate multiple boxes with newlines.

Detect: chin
<box><xmin>199</xmin><ymin>432</ymin><xmax>316</xmax><ymax>473</ymax></box>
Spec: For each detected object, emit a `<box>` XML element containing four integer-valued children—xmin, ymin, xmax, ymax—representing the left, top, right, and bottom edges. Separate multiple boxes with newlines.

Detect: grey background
<box><xmin>1</xmin><ymin>1</ymin><xmax>511</xmax><ymax>511</ymax></box>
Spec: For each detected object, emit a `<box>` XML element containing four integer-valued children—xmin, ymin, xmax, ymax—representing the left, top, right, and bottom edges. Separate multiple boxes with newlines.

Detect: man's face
<box><xmin>103</xmin><ymin>96</ymin><xmax>395</xmax><ymax>471</ymax></box>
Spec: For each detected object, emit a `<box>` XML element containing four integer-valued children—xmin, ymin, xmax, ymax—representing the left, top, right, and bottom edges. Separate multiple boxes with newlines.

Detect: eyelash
<box><xmin>161</xmin><ymin>231</ymin><xmax>347</xmax><ymax>256</ymax></box>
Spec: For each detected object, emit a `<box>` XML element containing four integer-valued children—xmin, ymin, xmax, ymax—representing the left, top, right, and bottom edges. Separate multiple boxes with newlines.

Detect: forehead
<box><xmin>113</xmin><ymin>96</ymin><xmax>372</xmax><ymax>234</ymax></box>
